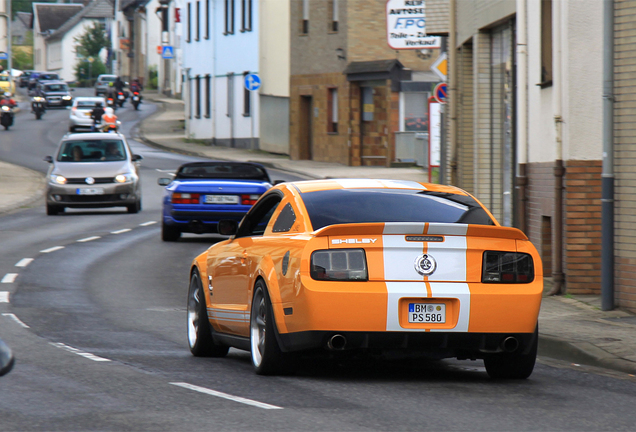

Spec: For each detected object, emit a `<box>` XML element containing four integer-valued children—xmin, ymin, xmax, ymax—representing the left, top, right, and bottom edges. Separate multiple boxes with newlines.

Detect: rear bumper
<box><xmin>163</xmin><ymin>203</ymin><xmax>249</xmax><ymax>232</ymax></box>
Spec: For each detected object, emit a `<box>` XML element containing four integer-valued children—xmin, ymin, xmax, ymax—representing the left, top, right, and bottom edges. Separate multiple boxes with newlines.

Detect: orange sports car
<box><xmin>187</xmin><ymin>179</ymin><xmax>543</xmax><ymax>378</ymax></box>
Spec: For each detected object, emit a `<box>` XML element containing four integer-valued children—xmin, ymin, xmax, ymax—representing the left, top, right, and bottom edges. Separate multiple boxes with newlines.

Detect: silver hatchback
<box><xmin>44</xmin><ymin>133</ymin><xmax>143</xmax><ymax>215</ymax></box>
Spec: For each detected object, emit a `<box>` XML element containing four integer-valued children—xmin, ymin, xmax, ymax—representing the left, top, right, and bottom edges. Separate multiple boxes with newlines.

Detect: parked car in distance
<box><xmin>95</xmin><ymin>74</ymin><xmax>118</xmax><ymax>96</ymax></box>
<box><xmin>19</xmin><ymin>70</ymin><xmax>34</xmax><ymax>87</ymax></box>
<box><xmin>158</xmin><ymin>161</ymin><xmax>277</xmax><ymax>241</ymax></box>
<box><xmin>44</xmin><ymin>133</ymin><xmax>143</xmax><ymax>215</ymax></box>
<box><xmin>186</xmin><ymin>179</ymin><xmax>542</xmax><ymax>379</ymax></box>
<box><xmin>69</xmin><ymin>97</ymin><xmax>106</xmax><ymax>132</ymax></box>
<box><xmin>38</xmin><ymin>81</ymin><xmax>73</xmax><ymax>108</ymax></box>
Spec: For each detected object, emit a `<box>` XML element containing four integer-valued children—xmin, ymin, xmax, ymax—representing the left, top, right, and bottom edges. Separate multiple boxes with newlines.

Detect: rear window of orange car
<box><xmin>301</xmin><ymin>189</ymin><xmax>495</xmax><ymax>230</ymax></box>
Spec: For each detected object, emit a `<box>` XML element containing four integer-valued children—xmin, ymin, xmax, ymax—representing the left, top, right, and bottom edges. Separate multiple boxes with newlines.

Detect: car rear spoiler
<box><xmin>313</xmin><ymin>222</ymin><xmax>528</xmax><ymax>240</ymax></box>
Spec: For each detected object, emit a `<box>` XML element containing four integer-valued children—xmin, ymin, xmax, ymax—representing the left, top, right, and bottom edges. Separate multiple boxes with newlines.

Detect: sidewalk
<box><xmin>2</xmin><ymin>92</ymin><xmax>635</xmax><ymax>376</ymax></box>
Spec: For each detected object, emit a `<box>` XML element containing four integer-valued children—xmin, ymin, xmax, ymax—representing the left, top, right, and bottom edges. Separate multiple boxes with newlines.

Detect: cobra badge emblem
<box><xmin>414</xmin><ymin>254</ymin><xmax>437</xmax><ymax>276</ymax></box>
<box><xmin>85</xmin><ymin>177</ymin><xmax>95</xmax><ymax>185</ymax></box>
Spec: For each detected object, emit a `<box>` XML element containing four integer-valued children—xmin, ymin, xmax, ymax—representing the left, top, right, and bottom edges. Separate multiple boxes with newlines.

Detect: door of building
<box><xmin>299</xmin><ymin>96</ymin><xmax>313</xmax><ymax>160</ymax></box>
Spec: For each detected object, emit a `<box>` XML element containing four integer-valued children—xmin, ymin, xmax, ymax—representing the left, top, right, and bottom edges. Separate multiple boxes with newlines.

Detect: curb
<box><xmin>539</xmin><ymin>334</ymin><xmax>636</xmax><ymax>375</ymax></box>
<box><xmin>0</xmin><ymin>169</ymin><xmax>46</xmax><ymax>216</ymax></box>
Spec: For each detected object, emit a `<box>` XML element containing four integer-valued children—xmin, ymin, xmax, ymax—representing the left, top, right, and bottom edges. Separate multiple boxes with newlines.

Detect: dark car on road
<box><xmin>38</xmin><ymin>81</ymin><xmax>73</xmax><ymax>108</ymax></box>
<box><xmin>94</xmin><ymin>74</ymin><xmax>118</xmax><ymax>96</ymax></box>
<box><xmin>18</xmin><ymin>70</ymin><xmax>34</xmax><ymax>88</ymax></box>
<box><xmin>28</xmin><ymin>72</ymin><xmax>60</xmax><ymax>90</ymax></box>
<box><xmin>158</xmin><ymin>161</ymin><xmax>276</xmax><ymax>241</ymax></box>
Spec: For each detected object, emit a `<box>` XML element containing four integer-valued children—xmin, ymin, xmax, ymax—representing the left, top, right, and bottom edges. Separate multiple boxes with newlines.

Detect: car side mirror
<box><xmin>0</xmin><ymin>339</ymin><xmax>15</xmax><ymax>377</ymax></box>
<box><xmin>44</xmin><ymin>155</ymin><xmax>53</xmax><ymax>163</ymax></box>
<box><xmin>273</xmin><ymin>180</ymin><xmax>286</xmax><ymax>185</ymax></box>
<box><xmin>131</xmin><ymin>154</ymin><xmax>143</xmax><ymax>161</ymax></box>
<box><xmin>218</xmin><ymin>220</ymin><xmax>239</xmax><ymax>236</ymax></box>
<box><xmin>157</xmin><ymin>178</ymin><xmax>171</xmax><ymax>186</ymax></box>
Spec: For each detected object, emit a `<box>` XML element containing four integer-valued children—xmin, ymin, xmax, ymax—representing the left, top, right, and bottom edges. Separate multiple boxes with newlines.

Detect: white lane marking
<box><xmin>77</xmin><ymin>236</ymin><xmax>101</xmax><ymax>243</ymax></box>
<box><xmin>50</xmin><ymin>342</ymin><xmax>112</xmax><ymax>362</ymax></box>
<box><xmin>15</xmin><ymin>258</ymin><xmax>34</xmax><ymax>268</ymax></box>
<box><xmin>1</xmin><ymin>273</ymin><xmax>18</xmax><ymax>283</ymax></box>
<box><xmin>0</xmin><ymin>292</ymin><xmax>9</xmax><ymax>303</ymax></box>
<box><xmin>140</xmin><ymin>221</ymin><xmax>157</xmax><ymax>227</ymax></box>
<box><xmin>111</xmin><ymin>228</ymin><xmax>132</xmax><ymax>234</ymax></box>
<box><xmin>2</xmin><ymin>313</ymin><xmax>30</xmax><ymax>328</ymax></box>
<box><xmin>170</xmin><ymin>382</ymin><xmax>283</xmax><ymax>410</ymax></box>
<box><xmin>40</xmin><ymin>246</ymin><xmax>65</xmax><ymax>254</ymax></box>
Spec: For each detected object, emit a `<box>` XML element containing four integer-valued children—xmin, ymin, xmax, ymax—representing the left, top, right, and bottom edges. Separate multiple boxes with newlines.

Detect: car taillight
<box><xmin>171</xmin><ymin>193</ymin><xmax>200</xmax><ymax>204</ymax></box>
<box><xmin>482</xmin><ymin>251</ymin><xmax>534</xmax><ymax>283</ymax></box>
<box><xmin>311</xmin><ymin>249</ymin><xmax>368</xmax><ymax>281</ymax></box>
<box><xmin>241</xmin><ymin>194</ymin><xmax>261</xmax><ymax>205</ymax></box>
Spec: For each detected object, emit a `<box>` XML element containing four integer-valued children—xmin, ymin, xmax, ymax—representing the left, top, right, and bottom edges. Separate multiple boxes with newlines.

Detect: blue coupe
<box><xmin>158</xmin><ymin>161</ymin><xmax>274</xmax><ymax>241</ymax></box>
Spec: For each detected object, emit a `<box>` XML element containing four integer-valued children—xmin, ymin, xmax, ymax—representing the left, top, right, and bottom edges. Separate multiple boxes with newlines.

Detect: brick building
<box><xmin>289</xmin><ymin>0</ymin><xmax>445</xmax><ymax>166</ymax></box>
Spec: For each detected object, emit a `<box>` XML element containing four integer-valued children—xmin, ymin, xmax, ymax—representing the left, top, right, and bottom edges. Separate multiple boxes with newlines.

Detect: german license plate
<box><xmin>408</xmin><ymin>303</ymin><xmax>446</xmax><ymax>323</ymax></box>
<box><xmin>76</xmin><ymin>188</ymin><xmax>104</xmax><ymax>195</ymax></box>
<box><xmin>205</xmin><ymin>195</ymin><xmax>239</xmax><ymax>204</ymax></box>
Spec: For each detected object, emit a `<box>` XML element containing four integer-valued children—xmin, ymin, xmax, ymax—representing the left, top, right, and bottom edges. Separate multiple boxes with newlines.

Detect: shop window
<box><xmin>540</xmin><ymin>0</ymin><xmax>553</xmax><ymax>87</ymax></box>
<box><xmin>327</xmin><ymin>88</ymin><xmax>338</xmax><ymax>133</ymax></box>
<box><xmin>404</xmin><ymin>92</ymin><xmax>428</xmax><ymax>132</ymax></box>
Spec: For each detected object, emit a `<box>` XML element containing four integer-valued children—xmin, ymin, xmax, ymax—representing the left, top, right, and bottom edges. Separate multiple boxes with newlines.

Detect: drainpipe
<box><xmin>601</xmin><ymin>0</ymin><xmax>614</xmax><ymax>310</ymax></box>
<box><xmin>448</xmin><ymin>0</ymin><xmax>457</xmax><ymax>185</ymax></box>
<box><xmin>515</xmin><ymin>0</ymin><xmax>528</xmax><ymax>233</ymax></box>
<box><xmin>548</xmin><ymin>0</ymin><xmax>565</xmax><ymax>296</ymax></box>
<box><xmin>212</xmin><ymin>0</ymin><xmax>217</xmax><ymax>145</ymax></box>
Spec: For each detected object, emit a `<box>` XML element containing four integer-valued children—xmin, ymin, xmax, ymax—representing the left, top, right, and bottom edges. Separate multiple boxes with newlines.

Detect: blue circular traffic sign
<box><xmin>245</xmin><ymin>74</ymin><xmax>261</xmax><ymax>91</ymax></box>
<box><xmin>434</xmin><ymin>82</ymin><xmax>447</xmax><ymax>104</ymax></box>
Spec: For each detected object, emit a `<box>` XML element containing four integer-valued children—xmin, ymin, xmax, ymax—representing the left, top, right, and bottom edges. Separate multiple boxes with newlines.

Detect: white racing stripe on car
<box><xmin>0</xmin><ymin>292</ymin><xmax>9</xmax><ymax>303</ymax></box>
<box><xmin>77</xmin><ymin>236</ymin><xmax>100</xmax><ymax>243</ymax></box>
<box><xmin>15</xmin><ymin>258</ymin><xmax>34</xmax><ymax>268</ymax></box>
<box><xmin>170</xmin><ymin>382</ymin><xmax>283</xmax><ymax>410</ymax></box>
<box><xmin>426</xmin><ymin>235</ymin><xmax>467</xmax><ymax>282</ymax></box>
<box><xmin>383</xmin><ymin>224</ymin><xmax>425</xmax><ymax>281</ymax></box>
<box><xmin>2</xmin><ymin>313</ymin><xmax>30</xmax><ymax>328</ymax></box>
<box><xmin>1</xmin><ymin>273</ymin><xmax>18</xmax><ymax>283</ymax></box>
<box><xmin>50</xmin><ymin>342</ymin><xmax>112</xmax><ymax>362</ymax></box>
<box><xmin>40</xmin><ymin>246</ymin><xmax>65</xmax><ymax>254</ymax></box>
<box><xmin>429</xmin><ymin>283</ymin><xmax>471</xmax><ymax>332</ymax></box>
<box><xmin>427</xmin><ymin>223</ymin><xmax>468</xmax><ymax>236</ymax></box>
<box><xmin>385</xmin><ymin>282</ymin><xmax>428</xmax><ymax>331</ymax></box>
<box><xmin>139</xmin><ymin>221</ymin><xmax>157</xmax><ymax>227</ymax></box>
<box><xmin>111</xmin><ymin>228</ymin><xmax>132</xmax><ymax>234</ymax></box>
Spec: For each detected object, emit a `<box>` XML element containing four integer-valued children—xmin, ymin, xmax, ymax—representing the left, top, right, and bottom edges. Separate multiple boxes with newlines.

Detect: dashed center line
<box><xmin>15</xmin><ymin>258</ymin><xmax>34</xmax><ymax>268</ymax></box>
<box><xmin>0</xmin><ymin>292</ymin><xmax>9</xmax><ymax>303</ymax></box>
<box><xmin>140</xmin><ymin>221</ymin><xmax>157</xmax><ymax>227</ymax></box>
<box><xmin>170</xmin><ymin>382</ymin><xmax>283</xmax><ymax>410</ymax></box>
<box><xmin>40</xmin><ymin>246</ymin><xmax>65</xmax><ymax>254</ymax></box>
<box><xmin>1</xmin><ymin>273</ymin><xmax>18</xmax><ymax>284</ymax></box>
<box><xmin>2</xmin><ymin>313</ymin><xmax>30</xmax><ymax>328</ymax></box>
<box><xmin>111</xmin><ymin>228</ymin><xmax>132</xmax><ymax>234</ymax></box>
<box><xmin>77</xmin><ymin>236</ymin><xmax>101</xmax><ymax>243</ymax></box>
<box><xmin>50</xmin><ymin>342</ymin><xmax>112</xmax><ymax>362</ymax></box>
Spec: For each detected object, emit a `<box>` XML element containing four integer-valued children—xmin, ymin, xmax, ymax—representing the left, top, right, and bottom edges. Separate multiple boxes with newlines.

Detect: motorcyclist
<box><xmin>0</xmin><ymin>92</ymin><xmax>17</xmax><ymax>108</ymax></box>
<box><xmin>105</xmin><ymin>82</ymin><xmax>117</xmax><ymax>108</ymax></box>
<box><xmin>101</xmin><ymin>107</ymin><xmax>118</xmax><ymax>132</ymax></box>
<box><xmin>90</xmin><ymin>101</ymin><xmax>105</xmax><ymax>131</ymax></box>
<box><xmin>130</xmin><ymin>78</ymin><xmax>143</xmax><ymax>93</ymax></box>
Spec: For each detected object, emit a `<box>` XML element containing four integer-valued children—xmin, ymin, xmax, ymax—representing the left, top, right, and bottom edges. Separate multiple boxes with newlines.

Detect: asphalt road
<box><xmin>1</xmin><ymin>89</ymin><xmax>636</xmax><ymax>431</ymax></box>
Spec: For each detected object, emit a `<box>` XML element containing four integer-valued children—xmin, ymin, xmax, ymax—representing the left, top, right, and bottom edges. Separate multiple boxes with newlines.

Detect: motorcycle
<box><xmin>100</xmin><ymin>120</ymin><xmax>121</xmax><ymax>133</ymax></box>
<box><xmin>117</xmin><ymin>91</ymin><xmax>126</xmax><ymax>108</ymax></box>
<box><xmin>131</xmin><ymin>92</ymin><xmax>142</xmax><ymax>110</ymax></box>
<box><xmin>1</xmin><ymin>105</ymin><xmax>14</xmax><ymax>130</ymax></box>
<box><xmin>32</xmin><ymin>96</ymin><xmax>46</xmax><ymax>120</ymax></box>
<box><xmin>106</xmin><ymin>97</ymin><xmax>116</xmax><ymax>110</ymax></box>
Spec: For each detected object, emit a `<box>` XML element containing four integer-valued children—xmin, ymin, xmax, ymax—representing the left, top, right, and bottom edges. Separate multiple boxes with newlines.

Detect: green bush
<box><xmin>148</xmin><ymin>65</ymin><xmax>158</xmax><ymax>89</ymax></box>
<box><xmin>74</xmin><ymin>58</ymin><xmax>106</xmax><ymax>86</ymax></box>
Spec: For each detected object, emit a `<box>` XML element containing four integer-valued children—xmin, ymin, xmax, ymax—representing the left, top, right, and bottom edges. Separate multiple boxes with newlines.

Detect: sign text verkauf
<box><xmin>386</xmin><ymin>0</ymin><xmax>426</xmax><ymax>50</ymax></box>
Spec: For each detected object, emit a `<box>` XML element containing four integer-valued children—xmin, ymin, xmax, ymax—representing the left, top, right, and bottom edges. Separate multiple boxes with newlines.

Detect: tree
<box><xmin>74</xmin><ymin>22</ymin><xmax>109</xmax><ymax>58</ymax></box>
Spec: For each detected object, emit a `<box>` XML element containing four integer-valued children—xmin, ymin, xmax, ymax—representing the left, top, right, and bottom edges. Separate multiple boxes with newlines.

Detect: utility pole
<box><xmin>0</xmin><ymin>0</ymin><xmax>11</xmax><ymax>77</ymax></box>
<box><xmin>158</xmin><ymin>0</ymin><xmax>170</xmax><ymax>95</ymax></box>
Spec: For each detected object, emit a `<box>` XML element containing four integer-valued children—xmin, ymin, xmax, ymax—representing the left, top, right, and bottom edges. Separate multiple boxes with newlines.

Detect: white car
<box><xmin>69</xmin><ymin>96</ymin><xmax>106</xmax><ymax>132</ymax></box>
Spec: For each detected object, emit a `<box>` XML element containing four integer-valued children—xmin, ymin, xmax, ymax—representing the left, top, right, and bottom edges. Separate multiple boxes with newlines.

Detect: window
<box><xmin>329</xmin><ymin>0</ymin><xmax>338</xmax><ymax>32</ymax></box>
<box><xmin>301</xmin><ymin>0</ymin><xmax>309</xmax><ymax>34</ymax></box>
<box><xmin>273</xmin><ymin>203</ymin><xmax>297</xmax><ymax>233</ymax></box>
<box><xmin>205</xmin><ymin>0</ymin><xmax>210</xmax><ymax>39</ymax></box>
<box><xmin>327</xmin><ymin>88</ymin><xmax>338</xmax><ymax>133</ymax></box>
<box><xmin>227</xmin><ymin>73</ymin><xmax>234</xmax><ymax>117</ymax></box>
<box><xmin>404</xmin><ymin>92</ymin><xmax>429</xmax><ymax>132</ymax></box>
<box><xmin>241</xmin><ymin>0</ymin><xmax>252</xmax><ymax>32</ymax></box>
<box><xmin>224</xmin><ymin>0</ymin><xmax>235</xmax><ymax>35</ymax></box>
<box><xmin>362</xmin><ymin>87</ymin><xmax>374</xmax><ymax>121</ymax></box>
<box><xmin>196</xmin><ymin>1</ymin><xmax>200</xmax><ymax>41</ymax></box>
<box><xmin>195</xmin><ymin>76</ymin><xmax>201</xmax><ymax>119</ymax></box>
<box><xmin>236</xmin><ymin>195</ymin><xmax>282</xmax><ymax>238</ymax></box>
<box><xmin>186</xmin><ymin>2</ymin><xmax>191</xmax><ymax>42</ymax></box>
<box><xmin>205</xmin><ymin>75</ymin><xmax>211</xmax><ymax>118</ymax></box>
<box><xmin>243</xmin><ymin>72</ymin><xmax>251</xmax><ymax>117</ymax></box>
<box><xmin>540</xmin><ymin>0</ymin><xmax>552</xmax><ymax>87</ymax></box>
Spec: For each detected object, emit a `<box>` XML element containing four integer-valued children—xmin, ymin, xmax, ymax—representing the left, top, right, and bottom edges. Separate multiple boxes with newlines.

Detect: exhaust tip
<box><xmin>502</xmin><ymin>336</ymin><xmax>519</xmax><ymax>353</ymax></box>
<box><xmin>327</xmin><ymin>334</ymin><xmax>346</xmax><ymax>351</ymax></box>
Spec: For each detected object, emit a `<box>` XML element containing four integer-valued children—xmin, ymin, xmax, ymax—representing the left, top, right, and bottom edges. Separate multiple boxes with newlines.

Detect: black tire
<box><xmin>161</xmin><ymin>220</ymin><xmax>181</xmax><ymax>241</ymax></box>
<box><xmin>46</xmin><ymin>204</ymin><xmax>63</xmax><ymax>216</ymax></box>
<box><xmin>250</xmin><ymin>280</ymin><xmax>294</xmax><ymax>375</ymax></box>
<box><xmin>484</xmin><ymin>326</ymin><xmax>538</xmax><ymax>379</ymax></box>
<box><xmin>187</xmin><ymin>270</ymin><xmax>229</xmax><ymax>357</ymax></box>
<box><xmin>127</xmin><ymin>199</ymin><xmax>141</xmax><ymax>214</ymax></box>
